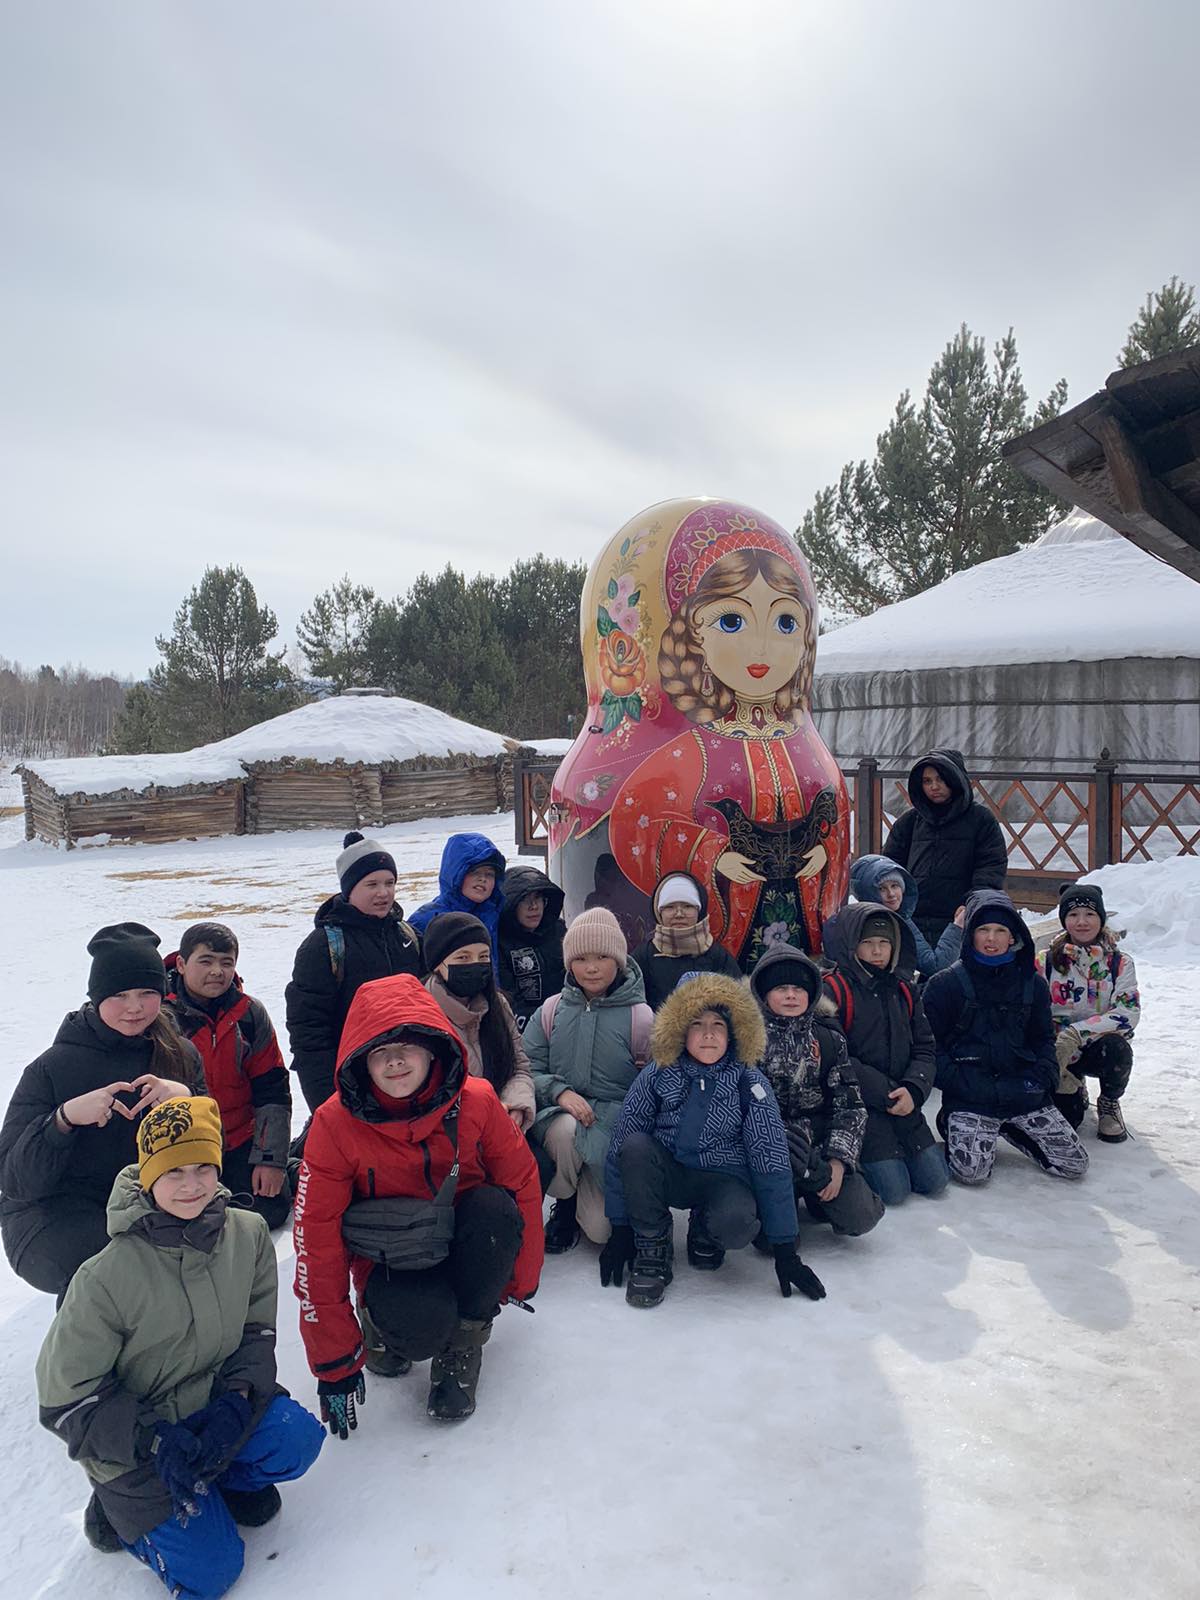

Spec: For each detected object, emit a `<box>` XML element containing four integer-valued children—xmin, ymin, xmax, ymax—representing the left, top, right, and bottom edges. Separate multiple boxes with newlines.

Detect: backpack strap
<box><xmin>630</xmin><ymin>1003</ymin><xmax>654</xmax><ymax>1069</ymax></box>
<box><xmin>825</xmin><ymin>972</ymin><xmax>853</xmax><ymax>1033</ymax></box>
<box><xmin>1108</xmin><ymin>948</ymin><xmax>1122</xmax><ymax>990</ymax></box>
<box><xmin>324</xmin><ymin>925</ymin><xmax>346</xmax><ymax>987</ymax></box>
<box><xmin>541</xmin><ymin>993</ymin><xmax>560</xmax><ymax>1039</ymax></box>
<box><xmin>432</xmin><ymin>1104</ymin><xmax>460</xmax><ymax>1204</ymax></box>
<box><xmin>897</xmin><ymin>980</ymin><xmax>914</xmax><ymax>1019</ymax></box>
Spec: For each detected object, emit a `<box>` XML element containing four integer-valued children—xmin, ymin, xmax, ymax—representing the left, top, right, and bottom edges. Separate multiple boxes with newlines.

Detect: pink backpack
<box><xmin>539</xmin><ymin>992</ymin><xmax>654</xmax><ymax>1069</ymax></box>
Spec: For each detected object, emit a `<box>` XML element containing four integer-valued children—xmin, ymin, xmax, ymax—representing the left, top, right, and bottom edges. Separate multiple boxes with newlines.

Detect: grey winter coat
<box><xmin>524</xmin><ymin>961</ymin><xmax>651</xmax><ymax>1172</ymax></box>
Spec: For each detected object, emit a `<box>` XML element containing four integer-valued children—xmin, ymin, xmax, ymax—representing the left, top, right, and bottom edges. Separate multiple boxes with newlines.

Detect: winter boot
<box><xmin>428</xmin><ymin>1317</ymin><xmax>492</xmax><ymax>1420</ymax></box>
<box><xmin>222</xmin><ymin>1485</ymin><xmax>282</xmax><ymax>1527</ymax></box>
<box><xmin>359</xmin><ymin>1304</ymin><xmax>412</xmax><ymax>1378</ymax></box>
<box><xmin>544</xmin><ymin>1193</ymin><xmax>581</xmax><ymax>1254</ymax></box>
<box><xmin>686</xmin><ymin>1209</ymin><xmax>725</xmax><ymax>1271</ymax></box>
<box><xmin>1096</xmin><ymin>1095</ymin><xmax>1128</xmax><ymax>1144</ymax></box>
<box><xmin>83</xmin><ymin>1490</ymin><xmax>122</xmax><ymax>1553</ymax></box>
<box><xmin>625</xmin><ymin>1231</ymin><xmax>674</xmax><ymax>1309</ymax></box>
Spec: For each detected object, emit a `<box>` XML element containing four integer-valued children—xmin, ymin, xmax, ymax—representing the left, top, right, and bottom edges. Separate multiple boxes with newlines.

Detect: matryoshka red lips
<box><xmin>747</xmin><ymin>663</ymin><xmax>770</xmax><ymax>678</ymax></box>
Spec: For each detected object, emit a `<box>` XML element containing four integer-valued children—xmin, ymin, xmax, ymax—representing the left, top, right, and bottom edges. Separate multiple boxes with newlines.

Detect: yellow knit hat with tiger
<box><xmin>137</xmin><ymin>1096</ymin><xmax>224</xmax><ymax>1190</ymax></box>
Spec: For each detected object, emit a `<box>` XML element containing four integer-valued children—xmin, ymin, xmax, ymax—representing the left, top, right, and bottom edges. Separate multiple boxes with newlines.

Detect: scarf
<box><xmin>653</xmin><ymin>915</ymin><xmax>715</xmax><ymax>959</ymax></box>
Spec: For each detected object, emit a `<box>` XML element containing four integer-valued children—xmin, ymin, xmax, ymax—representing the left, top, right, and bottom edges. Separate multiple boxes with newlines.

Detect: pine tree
<box><xmin>800</xmin><ymin>325</ymin><xmax>1068</xmax><ymax>615</ymax></box>
<box><xmin>108</xmin><ymin>682</ymin><xmax>164</xmax><ymax>754</ymax></box>
<box><xmin>365</xmin><ymin>566</ymin><xmax>516</xmax><ymax>730</ymax></box>
<box><xmin>493</xmin><ymin>556</ymin><xmax>587</xmax><ymax>737</ymax></box>
<box><xmin>296</xmin><ymin>576</ymin><xmax>380</xmax><ymax>690</ymax></box>
<box><xmin>151</xmin><ymin>566</ymin><xmax>297</xmax><ymax>745</ymax></box>
<box><xmin>1119</xmin><ymin>276</ymin><xmax>1200</xmax><ymax>368</ymax></box>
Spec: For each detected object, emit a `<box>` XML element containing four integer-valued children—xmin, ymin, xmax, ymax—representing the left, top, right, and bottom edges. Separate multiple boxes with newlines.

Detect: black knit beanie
<box><xmin>751</xmin><ymin>954</ymin><xmax>821</xmax><ymax>1005</ymax></box>
<box><xmin>1058</xmin><ymin>882</ymin><xmax>1106</xmax><ymax>928</ymax></box>
<box><xmin>423</xmin><ymin>912</ymin><xmax>489</xmax><ymax>972</ymax></box>
<box><xmin>337</xmin><ymin>831</ymin><xmax>397</xmax><ymax>895</ymax></box>
<box><xmin>861</xmin><ymin>912</ymin><xmax>895</xmax><ymax>942</ymax></box>
<box><xmin>87</xmin><ymin>922</ymin><xmax>166</xmax><ymax>1004</ymax></box>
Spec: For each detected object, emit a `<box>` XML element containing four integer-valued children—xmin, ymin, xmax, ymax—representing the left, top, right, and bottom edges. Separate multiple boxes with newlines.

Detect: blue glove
<box><xmin>318</xmin><ymin>1372</ymin><xmax>365</xmax><ymax>1441</ymax></box>
<box><xmin>152</xmin><ymin>1422</ymin><xmax>206</xmax><ymax>1521</ymax></box>
<box><xmin>183</xmin><ymin>1391</ymin><xmax>252</xmax><ymax>1480</ymax></box>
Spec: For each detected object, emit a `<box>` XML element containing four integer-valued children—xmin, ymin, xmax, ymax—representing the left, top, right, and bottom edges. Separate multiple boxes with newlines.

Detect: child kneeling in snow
<box><xmin>750</xmin><ymin>946</ymin><xmax>885</xmax><ymax>1235</ymax></box>
<box><xmin>36</xmin><ymin>1096</ymin><xmax>323</xmax><ymax>1599</ymax></box>
<box><xmin>601</xmin><ymin>971</ymin><xmax>825</xmax><ymax>1309</ymax></box>
<box><xmin>821</xmin><ymin>905</ymin><xmax>948</xmax><ymax>1205</ymax></box>
<box><xmin>294</xmin><ymin>975</ymin><xmax>542</xmax><ymax>1427</ymax></box>
<box><xmin>1045</xmin><ymin>882</ymin><xmax>1140</xmax><ymax>1145</ymax></box>
<box><xmin>924</xmin><ymin>892</ymin><xmax>1089</xmax><ymax>1185</ymax></box>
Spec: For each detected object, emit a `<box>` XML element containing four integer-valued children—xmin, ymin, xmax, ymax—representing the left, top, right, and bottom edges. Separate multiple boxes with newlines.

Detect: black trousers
<box><xmin>221</xmin><ymin>1138</ymin><xmax>294</xmax><ymax>1231</ymax></box>
<box><xmin>1054</xmin><ymin>1034</ymin><xmax>1134</xmax><ymax>1127</ymax></box>
<box><xmin>617</xmin><ymin>1132</ymin><xmax>759</xmax><ymax>1247</ymax></box>
<box><xmin>1</xmin><ymin>1194</ymin><xmax>110</xmax><ymax>1305</ymax></box>
<box><xmin>363</xmin><ymin>1186</ymin><xmax>523</xmax><ymax>1360</ymax></box>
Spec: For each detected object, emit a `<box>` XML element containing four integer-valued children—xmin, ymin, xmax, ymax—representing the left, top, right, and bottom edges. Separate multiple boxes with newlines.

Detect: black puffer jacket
<box><xmin>923</xmin><ymin>891</ymin><xmax>1057</xmax><ymax>1120</ymax></box>
<box><xmin>820</xmin><ymin>903</ymin><xmax>937</xmax><ymax>1164</ymax></box>
<box><xmin>285</xmin><ymin>895</ymin><xmax>421</xmax><ymax>1113</ymax></box>
<box><xmin>882</xmin><ymin>749</ymin><xmax>1007</xmax><ymax>941</ymax></box>
<box><xmin>496</xmin><ymin>865</ymin><xmax>566</xmax><ymax>1030</ymax></box>
<box><xmin>0</xmin><ymin>1007</ymin><xmax>205</xmax><ymax>1262</ymax></box>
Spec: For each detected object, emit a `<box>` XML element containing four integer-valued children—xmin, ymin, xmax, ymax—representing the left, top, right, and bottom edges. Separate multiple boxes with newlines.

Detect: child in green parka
<box><xmin>36</xmin><ymin>1096</ymin><xmax>323</xmax><ymax>1598</ymax></box>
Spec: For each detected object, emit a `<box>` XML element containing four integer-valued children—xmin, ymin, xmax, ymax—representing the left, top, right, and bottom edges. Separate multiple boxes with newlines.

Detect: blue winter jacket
<box><xmin>604</xmin><ymin>1053</ymin><xmax>798</xmax><ymax>1244</ymax></box>
<box><xmin>850</xmin><ymin>854</ymin><xmax>961</xmax><ymax>979</ymax></box>
<box><xmin>410</xmin><ymin>833</ymin><xmax>507</xmax><ymax>964</ymax></box>
<box><xmin>923</xmin><ymin>890</ymin><xmax>1058</xmax><ymax>1120</ymax></box>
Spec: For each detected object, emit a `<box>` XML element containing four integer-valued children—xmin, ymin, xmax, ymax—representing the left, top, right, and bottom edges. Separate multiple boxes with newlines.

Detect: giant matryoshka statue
<box><xmin>548</xmin><ymin>496</ymin><xmax>849</xmax><ymax>964</ymax></box>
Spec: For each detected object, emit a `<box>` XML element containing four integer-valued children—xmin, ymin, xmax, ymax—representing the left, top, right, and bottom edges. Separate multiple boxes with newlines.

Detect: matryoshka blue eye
<box><xmin>775</xmin><ymin>613</ymin><xmax>800</xmax><ymax>634</ymax></box>
<box><xmin>716</xmin><ymin>613</ymin><xmax>745</xmax><ymax>633</ymax></box>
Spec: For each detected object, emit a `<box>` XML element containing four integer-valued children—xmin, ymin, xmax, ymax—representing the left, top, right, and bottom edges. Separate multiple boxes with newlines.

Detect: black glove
<box><xmin>183</xmin><ymin>1391</ymin><xmax>252</xmax><ymax>1480</ymax></box>
<box><xmin>318</xmin><ymin>1372</ymin><xmax>365</xmax><ymax>1440</ymax></box>
<box><xmin>772</xmin><ymin>1242</ymin><xmax>827</xmax><ymax>1302</ymax></box>
<box><xmin>599</xmin><ymin>1223</ymin><xmax>635</xmax><ymax>1288</ymax></box>
<box><xmin>785</xmin><ymin>1125</ymin><xmax>813</xmax><ymax>1182</ymax></box>
<box><xmin>152</xmin><ymin>1421</ymin><xmax>207</xmax><ymax>1520</ymax></box>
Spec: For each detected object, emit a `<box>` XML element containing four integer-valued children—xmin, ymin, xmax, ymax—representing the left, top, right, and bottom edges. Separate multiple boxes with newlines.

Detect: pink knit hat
<box><xmin>563</xmin><ymin>907</ymin><xmax>628</xmax><ymax>969</ymax></box>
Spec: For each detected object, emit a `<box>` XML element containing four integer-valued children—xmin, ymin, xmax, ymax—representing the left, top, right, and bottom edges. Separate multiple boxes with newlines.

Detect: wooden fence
<box><xmin>515</xmin><ymin>749</ymin><xmax>1200</xmax><ymax>907</ymax></box>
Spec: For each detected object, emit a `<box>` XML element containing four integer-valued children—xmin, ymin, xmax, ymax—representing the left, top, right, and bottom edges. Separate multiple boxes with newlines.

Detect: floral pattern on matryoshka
<box><xmin>550</xmin><ymin>498</ymin><xmax>849</xmax><ymax>963</ymax></box>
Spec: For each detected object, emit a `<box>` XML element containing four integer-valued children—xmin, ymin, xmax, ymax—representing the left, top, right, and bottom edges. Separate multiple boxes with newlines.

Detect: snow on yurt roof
<box><xmin>21</xmin><ymin>696</ymin><xmax>513</xmax><ymax>798</ymax></box>
<box><xmin>813</xmin><ymin>511</ymin><xmax>1200</xmax><ymax>674</ymax></box>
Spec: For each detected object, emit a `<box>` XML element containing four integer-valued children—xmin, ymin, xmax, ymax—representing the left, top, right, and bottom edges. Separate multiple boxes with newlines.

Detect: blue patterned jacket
<box><xmin>604</xmin><ymin>1052</ymin><xmax>798</xmax><ymax>1243</ymax></box>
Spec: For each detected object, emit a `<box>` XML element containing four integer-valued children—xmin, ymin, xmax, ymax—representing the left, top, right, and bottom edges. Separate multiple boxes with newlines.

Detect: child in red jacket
<box><xmin>164</xmin><ymin>923</ymin><xmax>293</xmax><ymax>1229</ymax></box>
<box><xmin>293</xmin><ymin>974</ymin><xmax>542</xmax><ymax>1430</ymax></box>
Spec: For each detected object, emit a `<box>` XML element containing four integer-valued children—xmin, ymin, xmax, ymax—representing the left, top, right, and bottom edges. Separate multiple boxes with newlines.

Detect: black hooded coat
<box><xmin>922</xmin><ymin>891</ymin><xmax>1057</xmax><ymax>1121</ymax></box>
<box><xmin>820</xmin><ymin>904</ymin><xmax>937</xmax><ymax>1165</ymax></box>
<box><xmin>496</xmin><ymin>865</ymin><xmax>566</xmax><ymax>1030</ymax></box>
<box><xmin>630</xmin><ymin>872</ymin><xmax>744</xmax><ymax>1010</ymax></box>
<box><xmin>882</xmin><ymin>749</ymin><xmax>1007</xmax><ymax>942</ymax></box>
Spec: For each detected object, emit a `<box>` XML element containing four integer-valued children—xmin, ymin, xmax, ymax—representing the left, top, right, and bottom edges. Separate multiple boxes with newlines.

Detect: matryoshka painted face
<box><xmin>695</xmin><ymin>573</ymin><xmax>806</xmax><ymax>700</ymax></box>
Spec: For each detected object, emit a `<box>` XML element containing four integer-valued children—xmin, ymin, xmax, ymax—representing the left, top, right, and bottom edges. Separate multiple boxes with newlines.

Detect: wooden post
<box><xmin>1093</xmin><ymin>749</ymin><xmax>1117</xmax><ymax>869</ymax></box>
<box><xmin>854</xmin><ymin>758</ymin><xmax>878</xmax><ymax>857</ymax></box>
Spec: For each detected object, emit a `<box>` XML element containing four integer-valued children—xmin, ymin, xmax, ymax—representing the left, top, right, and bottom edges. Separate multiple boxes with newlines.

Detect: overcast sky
<box><xmin>1</xmin><ymin>0</ymin><xmax>1197</xmax><ymax>676</ymax></box>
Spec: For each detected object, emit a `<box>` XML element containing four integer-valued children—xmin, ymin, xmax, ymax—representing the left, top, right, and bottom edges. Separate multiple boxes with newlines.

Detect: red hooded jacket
<box><xmin>293</xmin><ymin>974</ymin><xmax>543</xmax><ymax>1381</ymax></box>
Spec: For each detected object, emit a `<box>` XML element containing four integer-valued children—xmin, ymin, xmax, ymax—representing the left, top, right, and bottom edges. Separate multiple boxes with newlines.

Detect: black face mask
<box><xmin>443</xmin><ymin>962</ymin><xmax>492</xmax><ymax>1000</ymax></box>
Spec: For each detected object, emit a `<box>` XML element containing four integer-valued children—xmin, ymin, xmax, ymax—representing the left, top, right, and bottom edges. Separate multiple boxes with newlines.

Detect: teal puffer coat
<box><xmin>525</xmin><ymin>961</ymin><xmax>651</xmax><ymax>1172</ymax></box>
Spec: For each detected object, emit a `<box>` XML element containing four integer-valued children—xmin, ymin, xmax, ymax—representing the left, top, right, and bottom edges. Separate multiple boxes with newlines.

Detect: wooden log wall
<box><xmin>381</xmin><ymin>764</ymin><xmax>501</xmax><ymax>823</ymax></box>
<box><xmin>19</xmin><ymin>769</ymin><xmax>243</xmax><ymax>848</ymax></box>
<box><xmin>247</xmin><ymin>770</ymin><xmax>358</xmax><ymax>834</ymax></box>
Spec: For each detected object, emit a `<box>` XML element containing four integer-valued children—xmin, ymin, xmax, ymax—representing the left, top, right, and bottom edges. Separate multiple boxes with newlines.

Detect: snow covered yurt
<box><xmin>19</xmin><ymin>695</ymin><xmax>516</xmax><ymax>847</ymax></box>
<box><xmin>811</xmin><ymin>512</ymin><xmax>1200</xmax><ymax>776</ymax></box>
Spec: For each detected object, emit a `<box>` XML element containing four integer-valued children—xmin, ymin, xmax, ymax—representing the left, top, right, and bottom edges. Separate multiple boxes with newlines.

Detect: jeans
<box><xmin>862</xmin><ymin>1144</ymin><xmax>950</xmax><ymax>1205</ymax></box>
<box><xmin>123</xmin><ymin>1396</ymin><xmax>324</xmax><ymax>1600</ymax></box>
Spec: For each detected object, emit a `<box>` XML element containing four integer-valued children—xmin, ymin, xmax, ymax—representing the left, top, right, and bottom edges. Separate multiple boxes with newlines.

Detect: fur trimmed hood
<box><xmin>650</xmin><ymin>970</ymin><xmax>766</xmax><ymax>1068</ymax></box>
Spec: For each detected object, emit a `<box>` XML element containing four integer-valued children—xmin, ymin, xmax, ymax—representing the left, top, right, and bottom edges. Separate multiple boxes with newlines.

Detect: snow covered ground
<box><xmin>1</xmin><ymin>809</ymin><xmax>1198</xmax><ymax>1600</ymax></box>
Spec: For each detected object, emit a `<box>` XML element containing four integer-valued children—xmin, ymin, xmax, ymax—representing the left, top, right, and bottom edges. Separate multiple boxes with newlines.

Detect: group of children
<box><xmin>0</xmin><ymin>762</ymin><xmax>1143</xmax><ymax>1599</ymax></box>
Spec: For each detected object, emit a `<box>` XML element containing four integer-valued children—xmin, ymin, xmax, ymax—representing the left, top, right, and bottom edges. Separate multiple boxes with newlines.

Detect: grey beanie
<box><xmin>337</xmin><ymin>831</ymin><xmax>397</xmax><ymax>895</ymax></box>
